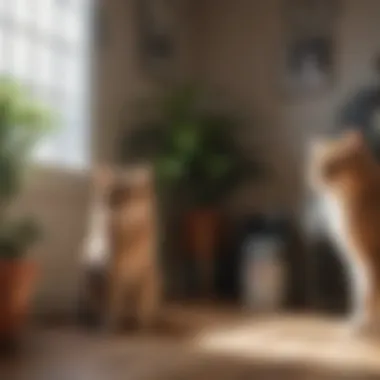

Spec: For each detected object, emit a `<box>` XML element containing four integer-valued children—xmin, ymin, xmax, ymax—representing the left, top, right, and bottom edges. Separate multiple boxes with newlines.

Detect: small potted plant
<box><xmin>0</xmin><ymin>77</ymin><xmax>52</xmax><ymax>345</ymax></box>
<box><xmin>122</xmin><ymin>85</ymin><xmax>265</xmax><ymax>295</ymax></box>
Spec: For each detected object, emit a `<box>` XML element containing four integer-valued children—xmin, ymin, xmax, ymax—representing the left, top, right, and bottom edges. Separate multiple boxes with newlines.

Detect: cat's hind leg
<box><xmin>104</xmin><ymin>274</ymin><xmax>126</xmax><ymax>333</ymax></box>
<box><xmin>136</xmin><ymin>271</ymin><xmax>160</xmax><ymax>330</ymax></box>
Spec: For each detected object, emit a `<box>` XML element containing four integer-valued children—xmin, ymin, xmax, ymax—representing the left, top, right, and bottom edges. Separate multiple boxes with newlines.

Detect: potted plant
<box><xmin>0</xmin><ymin>77</ymin><xmax>52</xmax><ymax>344</ymax></box>
<box><xmin>122</xmin><ymin>85</ymin><xmax>264</xmax><ymax>295</ymax></box>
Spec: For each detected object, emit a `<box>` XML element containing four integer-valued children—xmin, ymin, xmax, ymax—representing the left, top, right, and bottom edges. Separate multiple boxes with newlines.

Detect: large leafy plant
<box><xmin>122</xmin><ymin>85</ymin><xmax>264</xmax><ymax>206</ymax></box>
<box><xmin>0</xmin><ymin>76</ymin><xmax>52</xmax><ymax>259</ymax></box>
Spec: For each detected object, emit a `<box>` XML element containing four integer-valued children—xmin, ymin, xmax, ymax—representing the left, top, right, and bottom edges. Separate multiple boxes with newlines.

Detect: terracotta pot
<box><xmin>184</xmin><ymin>209</ymin><xmax>221</xmax><ymax>295</ymax></box>
<box><xmin>0</xmin><ymin>259</ymin><xmax>38</xmax><ymax>340</ymax></box>
<box><xmin>184</xmin><ymin>209</ymin><xmax>221</xmax><ymax>259</ymax></box>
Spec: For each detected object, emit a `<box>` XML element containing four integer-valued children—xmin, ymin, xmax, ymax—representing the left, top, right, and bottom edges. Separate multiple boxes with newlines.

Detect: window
<box><xmin>0</xmin><ymin>0</ymin><xmax>93</xmax><ymax>169</ymax></box>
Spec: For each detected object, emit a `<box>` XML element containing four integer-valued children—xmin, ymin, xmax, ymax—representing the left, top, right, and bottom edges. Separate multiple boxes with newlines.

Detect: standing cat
<box><xmin>105</xmin><ymin>165</ymin><xmax>161</xmax><ymax>331</ymax></box>
<box><xmin>82</xmin><ymin>165</ymin><xmax>161</xmax><ymax>331</ymax></box>
<box><xmin>309</xmin><ymin>130</ymin><xmax>380</xmax><ymax>336</ymax></box>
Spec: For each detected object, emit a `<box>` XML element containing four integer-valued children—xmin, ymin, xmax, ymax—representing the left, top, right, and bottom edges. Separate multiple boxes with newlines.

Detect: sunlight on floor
<box><xmin>193</xmin><ymin>315</ymin><xmax>380</xmax><ymax>373</ymax></box>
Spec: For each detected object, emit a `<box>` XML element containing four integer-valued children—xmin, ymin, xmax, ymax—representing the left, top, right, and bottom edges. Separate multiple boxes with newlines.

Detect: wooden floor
<box><xmin>2</xmin><ymin>307</ymin><xmax>380</xmax><ymax>380</ymax></box>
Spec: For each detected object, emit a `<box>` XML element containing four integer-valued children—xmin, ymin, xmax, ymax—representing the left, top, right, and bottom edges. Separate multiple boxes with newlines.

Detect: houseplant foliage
<box><xmin>0</xmin><ymin>75</ymin><xmax>52</xmax><ymax>344</ymax></box>
<box><xmin>0</xmin><ymin>76</ymin><xmax>51</xmax><ymax>259</ymax></box>
<box><xmin>123</xmin><ymin>84</ymin><xmax>263</xmax><ymax>206</ymax></box>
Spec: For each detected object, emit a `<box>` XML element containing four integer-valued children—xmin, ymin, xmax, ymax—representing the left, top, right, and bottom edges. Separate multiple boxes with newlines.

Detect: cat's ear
<box><xmin>343</xmin><ymin>130</ymin><xmax>364</xmax><ymax>150</ymax></box>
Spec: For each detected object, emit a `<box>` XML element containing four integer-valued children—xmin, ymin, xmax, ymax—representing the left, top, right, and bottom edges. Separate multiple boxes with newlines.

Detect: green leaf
<box><xmin>156</xmin><ymin>156</ymin><xmax>185</xmax><ymax>182</ymax></box>
<box><xmin>171</xmin><ymin>123</ymin><xmax>200</xmax><ymax>156</ymax></box>
<box><xmin>0</xmin><ymin>155</ymin><xmax>20</xmax><ymax>199</ymax></box>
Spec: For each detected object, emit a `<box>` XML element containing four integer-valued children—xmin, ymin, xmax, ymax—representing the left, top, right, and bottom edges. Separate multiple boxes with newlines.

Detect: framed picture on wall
<box><xmin>135</xmin><ymin>0</ymin><xmax>178</xmax><ymax>82</ymax></box>
<box><xmin>283</xmin><ymin>0</ymin><xmax>341</xmax><ymax>97</ymax></box>
<box><xmin>284</xmin><ymin>36</ymin><xmax>333</xmax><ymax>95</ymax></box>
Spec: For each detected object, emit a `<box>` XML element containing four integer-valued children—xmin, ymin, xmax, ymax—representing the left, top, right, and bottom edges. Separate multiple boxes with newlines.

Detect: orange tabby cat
<box><xmin>309</xmin><ymin>130</ymin><xmax>380</xmax><ymax>336</ymax></box>
<box><xmin>100</xmin><ymin>165</ymin><xmax>161</xmax><ymax>331</ymax></box>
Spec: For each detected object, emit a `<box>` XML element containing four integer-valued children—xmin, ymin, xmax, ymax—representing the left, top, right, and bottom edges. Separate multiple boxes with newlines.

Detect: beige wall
<box><xmin>94</xmin><ymin>0</ymin><xmax>192</xmax><ymax>162</ymax></box>
<box><xmin>16</xmin><ymin>167</ymin><xmax>90</xmax><ymax>316</ymax></box>
<box><xmin>94</xmin><ymin>0</ymin><xmax>155</xmax><ymax>163</ymax></box>
<box><xmin>188</xmin><ymin>0</ymin><xmax>380</xmax><ymax>215</ymax></box>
